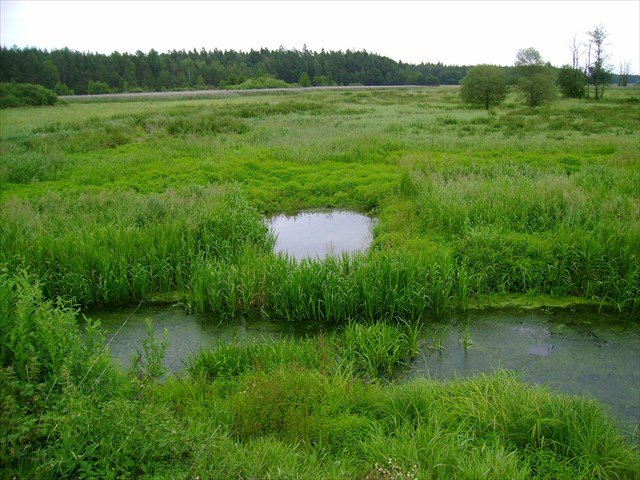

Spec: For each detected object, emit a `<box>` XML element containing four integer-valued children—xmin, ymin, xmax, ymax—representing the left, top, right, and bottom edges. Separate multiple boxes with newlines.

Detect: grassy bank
<box><xmin>2</xmin><ymin>274</ymin><xmax>637</xmax><ymax>479</ymax></box>
<box><xmin>1</xmin><ymin>86</ymin><xmax>638</xmax><ymax>313</ymax></box>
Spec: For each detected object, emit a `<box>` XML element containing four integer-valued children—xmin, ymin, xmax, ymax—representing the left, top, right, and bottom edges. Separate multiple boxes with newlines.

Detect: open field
<box><xmin>1</xmin><ymin>86</ymin><xmax>639</xmax><ymax>477</ymax></box>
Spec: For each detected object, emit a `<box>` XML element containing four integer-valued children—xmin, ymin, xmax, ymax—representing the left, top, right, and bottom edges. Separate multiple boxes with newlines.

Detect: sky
<box><xmin>1</xmin><ymin>1</ymin><xmax>639</xmax><ymax>73</ymax></box>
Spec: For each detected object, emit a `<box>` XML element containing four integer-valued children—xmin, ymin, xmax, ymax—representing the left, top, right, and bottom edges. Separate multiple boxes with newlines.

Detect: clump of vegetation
<box><xmin>557</xmin><ymin>65</ymin><xmax>587</xmax><ymax>98</ymax></box>
<box><xmin>0</xmin><ymin>82</ymin><xmax>58</xmax><ymax>108</ymax></box>
<box><xmin>226</xmin><ymin>74</ymin><xmax>295</xmax><ymax>90</ymax></box>
<box><xmin>460</xmin><ymin>64</ymin><xmax>508</xmax><ymax>110</ymax></box>
<box><xmin>514</xmin><ymin>48</ymin><xmax>557</xmax><ymax>107</ymax></box>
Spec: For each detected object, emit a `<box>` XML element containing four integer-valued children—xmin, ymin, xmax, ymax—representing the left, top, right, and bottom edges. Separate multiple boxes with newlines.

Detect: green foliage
<box><xmin>515</xmin><ymin>48</ymin><xmax>557</xmax><ymax>107</ymax></box>
<box><xmin>0</xmin><ymin>271</ymin><xmax>109</xmax><ymax>385</ymax></box>
<box><xmin>1</xmin><ymin>280</ymin><xmax>638</xmax><ymax>478</ymax></box>
<box><xmin>1</xmin><ymin>87</ymin><xmax>638</xmax><ymax>314</ymax></box>
<box><xmin>0</xmin><ymin>82</ymin><xmax>58</xmax><ymax>108</ymax></box>
<box><xmin>0</xmin><ymin>186</ymin><xmax>273</xmax><ymax>305</ymax></box>
<box><xmin>299</xmin><ymin>71</ymin><xmax>312</xmax><ymax>87</ymax></box>
<box><xmin>226</xmin><ymin>74</ymin><xmax>295</xmax><ymax>90</ymax></box>
<box><xmin>54</xmin><ymin>82</ymin><xmax>74</xmax><ymax>96</ymax></box>
<box><xmin>189</xmin><ymin>338</ymin><xmax>322</xmax><ymax>380</ymax></box>
<box><xmin>1</xmin><ymin>86</ymin><xmax>639</xmax><ymax>479</ymax></box>
<box><xmin>87</xmin><ymin>80</ymin><xmax>111</xmax><ymax>95</ymax></box>
<box><xmin>130</xmin><ymin>318</ymin><xmax>169</xmax><ymax>381</ymax></box>
<box><xmin>189</xmin><ymin>250</ymin><xmax>458</xmax><ymax>321</ymax></box>
<box><xmin>0</xmin><ymin>45</ymin><xmax>469</xmax><ymax>93</ymax></box>
<box><xmin>557</xmin><ymin>66</ymin><xmax>587</xmax><ymax>98</ymax></box>
<box><xmin>460</xmin><ymin>64</ymin><xmax>508</xmax><ymax>110</ymax></box>
<box><xmin>336</xmin><ymin>321</ymin><xmax>420</xmax><ymax>377</ymax></box>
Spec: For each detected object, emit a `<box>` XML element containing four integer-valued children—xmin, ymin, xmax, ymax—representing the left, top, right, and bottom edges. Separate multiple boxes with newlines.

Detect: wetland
<box><xmin>2</xmin><ymin>86</ymin><xmax>639</xmax><ymax>478</ymax></box>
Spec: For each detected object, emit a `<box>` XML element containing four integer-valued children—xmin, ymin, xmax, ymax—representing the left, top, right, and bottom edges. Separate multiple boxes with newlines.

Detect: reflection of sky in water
<box><xmin>267</xmin><ymin>210</ymin><xmax>377</xmax><ymax>261</ymax></box>
<box><xmin>91</xmin><ymin>305</ymin><xmax>639</xmax><ymax>433</ymax></box>
<box><xmin>403</xmin><ymin>308</ymin><xmax>640</xmax><ymax>433</ymax></box>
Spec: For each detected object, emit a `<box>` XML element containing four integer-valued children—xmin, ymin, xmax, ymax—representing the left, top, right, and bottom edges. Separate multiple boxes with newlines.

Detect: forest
<box><xmin>0</xmin><ymin>46</ymin><xmax>471</xmax><ymax>94</ymax></box>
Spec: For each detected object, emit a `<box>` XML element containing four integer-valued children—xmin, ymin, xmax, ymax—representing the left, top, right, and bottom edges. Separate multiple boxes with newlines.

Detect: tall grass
<box><xmin>0</xmin><ymin>185</ymin><xmax>273</xmax><ymax>305</ymax></box>
<box><xmin>188</xmin><ymin>249</ymin><xmax>458</xmax><ymax>321</ymax></box>
<box><xmin>2</xmin><ymin>271</ymin><xmax>638</xmax><ymax>479</ymax></box>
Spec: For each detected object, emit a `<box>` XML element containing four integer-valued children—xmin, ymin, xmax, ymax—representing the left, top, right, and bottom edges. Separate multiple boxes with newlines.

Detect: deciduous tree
<box><xmin>460</xmin><ymin>64</ymin><xmax>507</xmax><ymax>110</ymax></box>
<box><xmin>514</xmin><ymin>48</ymin><xmax>556</xmax><ymax>107</ymax></box>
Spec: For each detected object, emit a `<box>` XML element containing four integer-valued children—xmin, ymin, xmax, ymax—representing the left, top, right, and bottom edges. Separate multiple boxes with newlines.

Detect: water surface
<box><xmin>91</xmin><ymin>304</ymin><xmax>309</xmax><ymax>373</ymax></box>
<box><xmin>93</xmin><ymin>305</ymin><xmax>639</xmax><ymax>432</ymax></box>
<box><xmin>404</xmin><ymin>308</ymin><xmax>639</xmax><ymax>432</ymax></box>
<box><xmin>267</xmin><ymin>210</ymin><xmax>376</xmax><ymax>261</ymax></box>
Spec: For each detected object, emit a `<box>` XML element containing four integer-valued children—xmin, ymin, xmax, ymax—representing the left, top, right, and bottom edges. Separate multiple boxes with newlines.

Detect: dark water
<box><xmin>91</xmin><ymin>304</ymin><xmax>310</xmax><ymax>373</ymax></box>
<box><xmin>403</xmin><ymin>308</ymin><xmax>640</xmax><ymax>433</ymax></box>
<box><xmin>267</xmin><ymin>210</ymin><xmax>377</xmax><ymax>261</ymax></box>
<box><xmin>93</xmin><ymin>306</ymin><xmax>639</xmax><ymax>432</ymax></box>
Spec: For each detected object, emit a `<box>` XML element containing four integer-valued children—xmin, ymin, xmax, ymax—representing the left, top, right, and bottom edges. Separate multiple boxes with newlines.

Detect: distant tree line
<box><xmin>0</xmin><ymin>46</ymin><xmax>471</xmax><ymax>95</ymax></box>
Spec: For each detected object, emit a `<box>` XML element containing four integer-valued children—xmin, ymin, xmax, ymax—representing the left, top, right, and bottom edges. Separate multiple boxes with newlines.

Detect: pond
<box><xmin>92</xmin><ymin>306</ymin><xmax>639</xmax><ymax>432</ymax></box>
<box><xmin>267</xmin><ymin>209</ymin><xmax>377</xmax><ymax>261</ymax></box>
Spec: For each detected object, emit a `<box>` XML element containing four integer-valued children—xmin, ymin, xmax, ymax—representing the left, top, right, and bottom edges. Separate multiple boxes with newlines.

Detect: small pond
<box><xmin>267</xmin><ymin>210</ymin><xmax>377</xmax><ymax>261</ymax></box>
<box><xmin>92</xmin><ymin>306</ymin><xmax>639</xmax><ymax>432</ymax></box>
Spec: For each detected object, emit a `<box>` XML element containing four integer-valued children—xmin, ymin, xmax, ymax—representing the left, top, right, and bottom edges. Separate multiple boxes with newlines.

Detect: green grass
<box><xmin>1</xmin><ymin>86</ymin><xmax>639</xmax><ymax>477</ymax></box>
<box><xmin>2</xmin><ymin>274</ymin><xmax>637</xmax><ymax>478</ymax></box>
<box><xmin>1</xmin><ymin>86</ymin><xmax>637</xmax><ymax>313</ymax></box>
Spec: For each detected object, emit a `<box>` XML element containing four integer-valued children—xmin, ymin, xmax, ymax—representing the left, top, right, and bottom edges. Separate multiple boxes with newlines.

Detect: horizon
<box><xmin>1</xmin><ymin>1</ymin><xmax>639</xmax><ymax>74</ymax></box>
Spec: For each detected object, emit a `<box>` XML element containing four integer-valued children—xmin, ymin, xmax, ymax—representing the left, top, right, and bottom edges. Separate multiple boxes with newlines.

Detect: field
<box><xmin>1</xmin><ymin>86</ymin><xmax>639</xmax><ymax>478</ymax></box>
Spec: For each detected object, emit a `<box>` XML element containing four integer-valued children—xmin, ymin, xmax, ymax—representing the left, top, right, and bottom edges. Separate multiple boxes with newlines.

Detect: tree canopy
<box><xmin>460</xmin><ymin>64</ymin><xmax>507</xmax><ymax>110</ymax></box>
<box><xmin>514</xmin><ymin>48</ymin><xmax>556</xmax><ymax>107</ymax></box>
<box><xmin>0</xmin><ymin>46</ymin><xmax>470</xmax><ymax>94</ymax></box>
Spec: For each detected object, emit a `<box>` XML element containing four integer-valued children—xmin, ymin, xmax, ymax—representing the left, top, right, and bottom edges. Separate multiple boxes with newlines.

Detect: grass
<box><xmin>1</xmin><ymin>274</ymin><xmax>637</xmax><ymax>478</ymax></box>
<box><xmin>2</xmin><ymin>86</ymin><xmax>637</xmax><ymax>313</ymax></box>
<box><xmin>1</xmin><ymin>86</ymin><xmax>639</xmax><ymax>476</ymax></box>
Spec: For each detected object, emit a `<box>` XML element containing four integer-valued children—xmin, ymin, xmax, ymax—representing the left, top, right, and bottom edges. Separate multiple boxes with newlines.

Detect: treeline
<box><xmin>0</xmin><ymin>46</ymin><xmax>470</xmax><ymax>95</ymax></box>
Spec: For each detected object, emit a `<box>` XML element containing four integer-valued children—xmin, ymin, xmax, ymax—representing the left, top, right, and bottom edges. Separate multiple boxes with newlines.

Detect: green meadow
<box><xmin>1</xmin><ymin>86</ymin><xmax>639</xmax><ymax>478</ymax></box>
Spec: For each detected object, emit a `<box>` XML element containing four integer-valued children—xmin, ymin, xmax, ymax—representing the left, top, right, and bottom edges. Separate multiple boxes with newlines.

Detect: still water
<box><xmin>93</xmin><ymin>304</ymin><xmax>310</xmax><ymax>373</ymax></box>
<box><xmin>93</xmin><ymin>306</ymin><xmax>639</xmax><ymax>431</ymax></box>
<box><xmin>403</xmin><ymin>308</ymin><xmax>639</xmax><ymax>432</ymax></box>
<box><xmin>267</xmin><ymin>210</ymin><xmax>377</xmax><ymax>261</ymax></box>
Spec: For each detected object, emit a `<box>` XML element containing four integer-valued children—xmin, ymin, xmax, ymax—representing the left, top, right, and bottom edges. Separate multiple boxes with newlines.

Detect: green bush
<box><xmin>87</xmin><ymin>80</ymin><xmax>111</xmax><ymax>95</ymax></box>
<box><xmin>0</xmin><ymin>82</ymin><xmax>57</xmax><ymax>108</ymax></box>
<box><xmin>54</xmin><ymin>82</ymin><xmax>74</xmax><ymax>96</ymax></box>
<box><xmin>226</xmin><ymin>74</ymin><xmax>294</xmax><ymax>90</ymax></box>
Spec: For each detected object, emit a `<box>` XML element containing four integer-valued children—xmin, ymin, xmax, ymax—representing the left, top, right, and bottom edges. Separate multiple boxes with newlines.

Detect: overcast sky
<box><xmin>2</xmin><ymin>1</ymin><xmax>639</xmax><ymax>73</ymax></box>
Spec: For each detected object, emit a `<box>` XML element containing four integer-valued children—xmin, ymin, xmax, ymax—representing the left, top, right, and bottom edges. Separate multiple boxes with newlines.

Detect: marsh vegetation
<box><xmin>1</xmin><ymin>86</ymin><xmax>639</xmax><ymax>478</ymax></box>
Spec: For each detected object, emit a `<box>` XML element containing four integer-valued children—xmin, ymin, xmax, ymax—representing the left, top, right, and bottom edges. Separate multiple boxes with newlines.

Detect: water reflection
<box><xmin>267</xmin><ymin>210</ymin><xmax>377</xmax><ymax>261</ymax></box>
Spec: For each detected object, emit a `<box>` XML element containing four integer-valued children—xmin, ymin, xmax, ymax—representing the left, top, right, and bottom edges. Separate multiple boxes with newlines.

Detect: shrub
<box><xmin>0</xmin><ymin>82</ymin><xmax>57</xmax><ymax>108</ymax></box>
<box><xmin>54</xmin><ymin>82</ymin><xmax>74</xmax><ymax>96</ymax></box>
<box><xmin>226</xmin><ymin>74</ymin><xmax>294</xmax><ymax>90</ymax></box>
<box><xmin>87</xmin><ymin>80</ymin><xmax>111</xmax><ymax>95</ymax></box>
<box><xmin>557</xmin><ymin>66</ymin><xmax>587</xmax><ymax>99</ymax></box>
